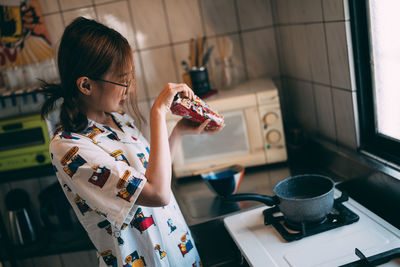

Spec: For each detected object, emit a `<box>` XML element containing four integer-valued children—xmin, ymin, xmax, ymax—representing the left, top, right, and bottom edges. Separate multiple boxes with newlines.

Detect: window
<box><xmin>350</xmin><ymin>0</ymin><xmax>400</xmax><ymax>165</ymax></box>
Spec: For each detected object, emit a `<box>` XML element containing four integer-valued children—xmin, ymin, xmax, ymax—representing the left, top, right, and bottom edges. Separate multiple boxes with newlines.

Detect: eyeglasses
<box><xmin>91</xmin><ymin>77</ymin><xmax>131</xmax><ymax>88</ymax></box>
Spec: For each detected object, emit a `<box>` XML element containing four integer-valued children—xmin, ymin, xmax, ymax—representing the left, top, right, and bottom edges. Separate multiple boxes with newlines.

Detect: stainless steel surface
<box><xmin>172</xmin><ymin>164</ymin><xmax>291</xmax><ymax>226</ymax></box>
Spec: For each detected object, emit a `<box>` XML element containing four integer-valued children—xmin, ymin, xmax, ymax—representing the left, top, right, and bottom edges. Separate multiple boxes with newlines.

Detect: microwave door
<box><xmin>179</xmin><ymin>110</ymin><xmax>250</xmax><ymax>163</ymax></box>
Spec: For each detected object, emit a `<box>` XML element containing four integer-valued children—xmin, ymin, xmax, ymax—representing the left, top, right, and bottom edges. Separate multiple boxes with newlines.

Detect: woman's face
<box><xmin>89</xmin><ymin>65</ymin><xmax>134</xmax><ymax>114</ymax></box>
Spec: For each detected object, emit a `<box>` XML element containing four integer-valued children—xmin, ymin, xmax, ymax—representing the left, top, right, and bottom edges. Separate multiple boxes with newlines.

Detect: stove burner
<box><xmin>263</xmin><ymin>192</ymin><xmax>359</xmax><ymax>242</ymax></box>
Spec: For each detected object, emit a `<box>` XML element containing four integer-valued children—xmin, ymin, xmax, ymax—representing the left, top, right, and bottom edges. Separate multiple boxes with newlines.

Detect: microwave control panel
<box><xmin>257</xmin><ymin>90</ymin><xmax>287</xmax><ymax>163</ymax></box>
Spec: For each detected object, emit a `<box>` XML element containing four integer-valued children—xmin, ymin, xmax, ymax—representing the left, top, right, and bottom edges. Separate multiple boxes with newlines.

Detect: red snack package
<box><xmin>170</xmin><ymin>93</ymin><xmax>224</xmax><ymax>127</ymax></box>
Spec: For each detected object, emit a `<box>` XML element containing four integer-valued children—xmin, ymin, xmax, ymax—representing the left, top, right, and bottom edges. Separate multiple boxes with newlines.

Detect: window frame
<box><xmin>349</xmin><ymin>0</ymin><xmax>400</xmax><ymax>165</ymax></box>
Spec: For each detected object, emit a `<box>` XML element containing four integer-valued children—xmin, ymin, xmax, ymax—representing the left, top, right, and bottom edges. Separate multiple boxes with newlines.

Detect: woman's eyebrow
<box><xmin>117</xmin><ymin>71</ymin><xmax>133</xmax><ymax>77</ymax></box>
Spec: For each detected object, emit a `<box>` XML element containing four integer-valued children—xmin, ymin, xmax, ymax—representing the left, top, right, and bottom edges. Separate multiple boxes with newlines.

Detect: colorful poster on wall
<box><xmin>0</xmin><ymin>0</ymin><xmax>54</xmax><ymax>70</ymax></box>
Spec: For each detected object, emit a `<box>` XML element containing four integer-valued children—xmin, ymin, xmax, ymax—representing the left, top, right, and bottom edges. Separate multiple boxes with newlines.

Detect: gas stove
<box><xmin>263</xmin><ymin>192</ymin><xmax>359</xmax><ymax>242</ymax></box>
<box><xmin>224</xmin><ymin>189</ymin><xmax>400</xmax><ymax>266</ymax></box>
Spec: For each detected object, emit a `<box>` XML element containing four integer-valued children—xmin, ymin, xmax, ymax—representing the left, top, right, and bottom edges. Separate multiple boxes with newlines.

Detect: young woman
<box><xmin>41</xmin><ymin>17</ymin><xmax>222</xmax><ymax>267</ymax></box>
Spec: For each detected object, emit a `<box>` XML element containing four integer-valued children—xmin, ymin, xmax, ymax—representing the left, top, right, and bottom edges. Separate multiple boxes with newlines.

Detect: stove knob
<box><xmin>266</xmin><ymin>130</ymin><xmax>281</xmax><ymax>144</ymax></box>
<box><xmin>263</xmin><ymin>112</ymin><xmax>278</xmax><ymax>126</ymax></box>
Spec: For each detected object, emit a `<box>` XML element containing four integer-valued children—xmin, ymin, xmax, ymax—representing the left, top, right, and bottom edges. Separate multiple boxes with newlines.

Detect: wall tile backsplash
<box><xmin>1</xmin><ymin>0</ymin><xmax>359</xmax><ymax>266</ymax></box>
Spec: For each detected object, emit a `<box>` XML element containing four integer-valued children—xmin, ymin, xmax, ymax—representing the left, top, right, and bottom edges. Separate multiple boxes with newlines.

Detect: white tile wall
<box><xmin>59</xmin><ymin>0</ymin><xmax>93</xmax><ymax>11</ymax></box>
<box><xmin>322</xmin><ymin>0</ymin><xmax>350</xmax><ymax>21</ymax></box>
<box><xmin>313</xmin><ymin>84</ymin><xmax>336</xmax><ymax>141</ymax></box>
<box><xmin>201</xmin><ymin>0</ymin><xmax>239</xmax><ymax>36</ymax></box>
<box><xmin>129</xmin><ymin>0</ymin><xmax>170</xmax><ymax>49</ymax></box>
<box><xmin>62</xmin><ymin>7</ymin><xmax>97</xmax><ymax>26</ymax></box>
<box><xmin>305</xmin><ymin>24</ymin><xmax>330</xmax><ymax>84</ymax></box>
<box><xmin>96</xmin><ymin>1</ymin><xmax>136</xmax><ymax>49</ymax></box>
<box><xmin>286</xmin><ymin>78</ymin><xmax>318</xmax><ymax>134</ymax></box>
<box><xmin>325</xmin><ymin>21</ymin><xmax>352</xmax><ymax>90</ymax></box>
<box><xmin>140</xmin><ymin>46</ymin><xmax>177</xmax><ymax>98</ymax></box>
<box><xmin>165</xmin><ymin>0</ymin><xmax>203</xmax><ymax>43</ymax></box>
<box><xmin>274</xmin><ymin>0</ymin><xmax>323</xmax><ymax>24</ymax></box>
<box><xmin>332</xmin><ymin>88</ymin><xmax>357</xmax><ymax>149</ymax></box>
<box><xmin>242</xmin><ymin>28</ymin><xmax>279</xmax><ymax>79</ymax></box>
<box><xmin>278</xmin><ymin>25</ymin><xmax>311</xmax><ymax>80</ymax></box>
<box><xmin>42</xmin><ymin>13</ymin><xmax>65</xmax><ymax>48</ymax></box>
<box><xmin>236</xmin><ymin>0</ymin><xmax>274</xmax><ymax>30</ymax></box>
<box><xmin>37</xmin><ymin>0</ymin><xmax>60</xmax><ymax>14</ymax></box>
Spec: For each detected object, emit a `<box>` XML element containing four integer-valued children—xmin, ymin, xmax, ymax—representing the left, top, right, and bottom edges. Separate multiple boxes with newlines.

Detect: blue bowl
<box><xmin>201</xmin><ymin>165</ymin><xmax>245</xmax><ymax>196</ymax></box>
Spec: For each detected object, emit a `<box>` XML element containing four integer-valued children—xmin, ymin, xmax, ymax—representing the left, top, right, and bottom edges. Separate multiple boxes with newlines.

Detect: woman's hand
<box><xmin>152</xmin><ymin>83</ymin><xmax>195</xmax><ymax>115</ymax></box>
<box><xmin>174</xmin><ymin>118</ymin><xmax>224</xmax><ymax>136</ymax></box>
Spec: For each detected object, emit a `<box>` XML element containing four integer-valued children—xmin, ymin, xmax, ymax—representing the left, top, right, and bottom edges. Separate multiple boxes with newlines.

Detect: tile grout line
<box><xmin>270</xmin><ymin>0</ymin><xmax>288</xmax><ymax>119</ymax></box>
<box><xmin>126</xmin><ymin>0</ymin><xmax>151</xmax><ymax>104</ymax></box>
<box><xmin>321</xmin><ymin>0</ymin><xmax>339</xmax><ymax>148</ymax></box>
<box><xmin>161</xmin><ymin>0</ymin><xmax>179</xmax><ymax>82</ymax></box>
<box><xmin>233</xmin><ymin>0</ymin><xmax>249</xmax><ymax>80</ymax></box>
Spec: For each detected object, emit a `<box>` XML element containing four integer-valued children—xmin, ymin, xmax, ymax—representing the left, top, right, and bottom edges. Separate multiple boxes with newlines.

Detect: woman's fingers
<box><xmin>198</xmin><ymin>119</ymin><xmax>211</xmax><ymax>133</ymax></box>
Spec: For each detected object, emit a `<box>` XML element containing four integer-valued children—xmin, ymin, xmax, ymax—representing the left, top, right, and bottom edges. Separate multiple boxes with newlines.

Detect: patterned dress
<box><xmin>50</xmin><ymin>111</ymin><xmax>201</xmax><ymax>267</ymax></box>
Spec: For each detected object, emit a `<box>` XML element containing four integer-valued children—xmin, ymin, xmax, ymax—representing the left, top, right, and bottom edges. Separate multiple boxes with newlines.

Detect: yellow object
<box><xmin>0</xmin><ymin>114</ymin><xmax>51</xmax><ymax>172</ymax></box>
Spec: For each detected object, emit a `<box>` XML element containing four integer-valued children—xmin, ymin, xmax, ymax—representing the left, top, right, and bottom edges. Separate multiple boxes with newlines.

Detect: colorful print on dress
<box><xmin>116</xmin><ymin>177</ymin><xmax>142</xmax><ymax>202</ymax></box>
<box><xmin>62</xmin><ymin>151</ymin><xmax>87</xmax><ymax>178</ymax></box>
<box><xmin>81</xmin><ymin>125</ymin><xmax>105</xmax><ymax>144</ymax></box>
<box><xmin>104</xmin><ymin>126</ymin><xmax>120</xmax><ymax>141</ymax></box>
<box><xmin>60</xmin><ymin>146</ymin><xmax>79</xmax><ymax>165</ymax></box>
<box><xmin>125</xmin><ymin>121</ymin><xmax>135</xmax><ymax>129</ymax></box>
<box><xmin>123</xmin><ymin>250</ymin><xmax>146</xmax><ymax>267</ymax></box>
<box><xmin>59</xmin><ymin>132</ymin><xmax>80</xmax><ymax>140</ymax></box>
<box><xmin>136</xmin><ymin>153</ymin><xmax>148</xmax><ymax>169</ymax></box>
<box><xmin>98</xmin><ymin>220</ymin><xmax>124</xmax><ymax>245</ymax></box>
<box><xmin>88</xmin><ymin>165</ymin><xmax>111</xmax><ymax>188</ymax></box>
<box><xmin>63</xmin><ymin>184</ymin><xmax>71</xmax><ymax>192</ymax></box>
<box><xmin>74</xmin><ymin>194</ymin><xmax>92</xmax><ymax>215</ymax></box>
<box><xmin>167</xmin><ymin>218</ymin><xmax>177</xmax><ymax>234</ymax></box>
<box><xmin>100</xmin><ymin>250</ymin><xmax>118</xmax><ymax>267</ymax></box>
<box><xmin>130</xmin><ymin>207</ymin><xmax>155</xmax><ymax>234</ymax></box>
<box><xmin>178</xmin><ymin>232</ymin><xmax>194</xmax><ymax>257</ymax></box>
<box><xmin>154</xmin><ymin>244</ymin><xmax>167</xmax><ymax>259</ymax></box>
<box><xmin>117</xmin><ymin>110</ymin><xmax>125</xmax><ymax>116</ymax></box>
<box><xmin>94</xmin><ymin>209</ymin><xmax>107</xmax><ymax>218</ymax></box>
<box><xmin>110</xmin><ymin>149</ymin><xmax>130</xmax><ymax>166</ymax></box>
<box><xmin>117</xmin><ymin>170</ymin><xmax>131</xmax><ymax>189</ymax></box>
<box><xmin>145</xmin><ymin>147</ymin><xmax>150</xmax><ymax>154</ymax></box>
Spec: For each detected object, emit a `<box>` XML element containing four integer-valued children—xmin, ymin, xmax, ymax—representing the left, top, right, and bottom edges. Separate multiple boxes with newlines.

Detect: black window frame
<box><xmin>349</xmin><ymin>0</ymin><xmax>400</xmax><ymax>165</ymax></box>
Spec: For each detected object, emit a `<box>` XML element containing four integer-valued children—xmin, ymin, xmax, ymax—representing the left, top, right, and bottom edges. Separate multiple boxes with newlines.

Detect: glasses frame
<box><xmin>91</xmin><ymin>77</ymin><xmax>130</xmax><ymax>88</ymax></box>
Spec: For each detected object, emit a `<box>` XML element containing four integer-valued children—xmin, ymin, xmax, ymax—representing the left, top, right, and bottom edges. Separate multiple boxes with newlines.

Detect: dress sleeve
<box><xmin>50</xmin><ymin>134</ymin><xmax>147</xmax><ymax>229</ymax></box>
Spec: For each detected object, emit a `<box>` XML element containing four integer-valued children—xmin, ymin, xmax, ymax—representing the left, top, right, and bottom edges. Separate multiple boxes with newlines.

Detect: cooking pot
<box><xmin>4</xmin><ymin>189</ymin><xmax>38</xmax><ymax>245</ymax></box>
<box><xmin>224</xmin><ymin>174</ymin><xmax>335</xmax><ymax>223</ymax></box>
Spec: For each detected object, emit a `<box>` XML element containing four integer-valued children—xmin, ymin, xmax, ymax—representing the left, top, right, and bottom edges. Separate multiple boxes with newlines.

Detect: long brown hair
<box><xmin>41</xmin><ymin>17</ymin><xmax>145</xmax><ymax>132</ymax></box>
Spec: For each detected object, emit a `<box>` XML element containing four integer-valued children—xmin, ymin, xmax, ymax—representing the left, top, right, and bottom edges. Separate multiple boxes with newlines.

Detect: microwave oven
<box><xmin>0</xmin><ymin>114</ymin><xmax>51</xmax><ymax>172</ymax></box>
<box><xmin>166</xmin><ymin>78</ymin><xmax>287</xmax><ymax>178</ymax></box>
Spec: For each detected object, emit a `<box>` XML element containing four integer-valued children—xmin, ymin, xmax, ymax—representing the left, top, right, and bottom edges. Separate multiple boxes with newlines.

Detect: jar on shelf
<box><xmin>212</xmin><ymin>57</ymin><xmax>240</xmax><ymax>90</ymax></box>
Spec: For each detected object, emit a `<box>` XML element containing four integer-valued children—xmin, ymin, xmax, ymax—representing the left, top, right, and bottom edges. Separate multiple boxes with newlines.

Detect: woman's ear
<box><xmin>76</xmin><ymin>77</ymin><xmax>92</xmax><ymax>95</ymax></box>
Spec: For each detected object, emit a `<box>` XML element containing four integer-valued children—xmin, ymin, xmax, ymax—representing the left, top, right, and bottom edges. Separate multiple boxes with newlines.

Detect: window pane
<box><xmin>369</xmin><ymin>0</ymin><xmax>400</xmax><ymax>141</ymax></box>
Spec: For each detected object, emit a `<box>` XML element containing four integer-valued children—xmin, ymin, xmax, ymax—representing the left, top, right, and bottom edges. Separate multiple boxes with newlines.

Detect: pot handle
<box><xmin>224</xmin><ymin>193</ymin><xmax>279</xmax><ymax>206</ymax></box>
